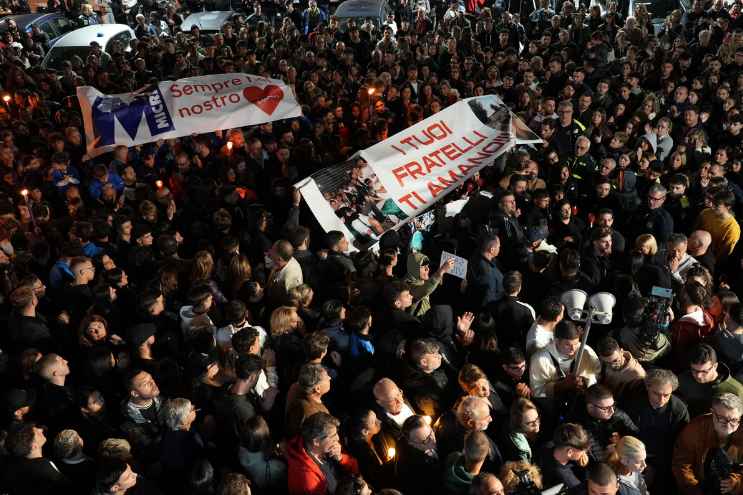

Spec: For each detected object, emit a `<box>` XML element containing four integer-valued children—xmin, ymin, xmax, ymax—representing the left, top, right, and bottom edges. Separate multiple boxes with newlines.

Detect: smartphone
<box><xmin>651</xmin><ymin>286</ymin><xmax>672</xmax><ymax>300</ymax></box>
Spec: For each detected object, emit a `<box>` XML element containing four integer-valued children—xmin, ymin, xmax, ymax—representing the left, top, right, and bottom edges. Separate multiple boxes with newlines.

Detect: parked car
<box><xmin>41</xmin><ymin>24</ymin><xmax>136</xmax><ymax>70</ymax></box>
<box><xmin>180</xmin><ymin>10</ymin><xmax>237</xmax><ymax>32</ymax></box>
<box><xmin>0</xmin><ymin>13</ymin><xmax>77</xmax><ymax>46</ymax></box>
<box><xmin>333</xmin><ymin>0</ymin><xmax>393</xmax><ymax>31</ymax></box>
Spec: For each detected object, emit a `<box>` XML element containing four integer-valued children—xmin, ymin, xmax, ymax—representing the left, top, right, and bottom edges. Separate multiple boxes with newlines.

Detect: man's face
<box><xmin>595</xmin><ymin>235</ymin><xmax>612</xmax><ymax>256</ymax></box>
<box><xmin>588</xmin><ymin>395</ymin><xmax>616</xmax><ymax>421</ymax></box>
<box><xmin>579</xmin><ymin>95</ymin><xmax>592</xmax><ymax>111</ymax></box>
<box><xmin>410</xmin><ymin>424</ymin><xmax>436</xmax><ymax>452</ymax></box>
<box><xmin>587</xmin><ymin>479</ymin><xmax>618</xmax><ymax>495</ymax></box>
<box><xmin>669</xmin><ymin>241</ymin><xmax>687</xmax><ymax>261</ymax></box>
<box><xmin>376</xmin><ymin>385</ymin><xmax>404</xmax><ymax>414</ymax></box>
<box><xmin>318</xmin><ymin>369</ymin><xmax>331</xmax><ymax>396</ymax></box>
<box><xmin>419</xmin><ymin>262</ymin><xmax>430</xmax><ymax>281</ymax></box>
<box><xmin>596</xmin><ymin>183</ymin><xmax>610</xmax><ymax>198</ymax></box>
<box><xmin>420</xmin><ymin>351</ymin><xmax>442</xmax><ymax>374</ymax></box>
<box><xmin>690</xmin><ymin>360</ymin><xmax>717</xmax><ymax>384</ymax></box>
<box><xmin>500</xmin><ymin>195</ymin><xmax>517</xmax><ymax>216</ymax></box>
<box><xmin>132</xmin><ymin>372</ymin><xmax>160</xmax><ymax>400</ymax></box>
<box><xmin>674</xmin><ymin>86</ymin><xmax>688</xmax><ymax>103</ymax></box>
<box><xmin>556</xmin><ymin>337</ymin><xmax>580</xmax><ymax>358</ymax></box>
<box><xmin>396</xmin><ymin>290</ymin><xmax>413</xmax><ymax>310</ymax></box>
<box><xmin>714</xmin><ymin>403</ymin><xmax>743</xmax><ymax>436</ymax></box>
<box><xmin>684</xmin><ymin>110</ymin><xmax>698</xmax><ymax>127</ymax></box>
<box><xmin>670</xmin><ymin>183</ymin><xmax>686</xmax><ymax>196</ymax></box>
<box><xmin>53</xmin><ymin>355</ymin><xmax>71</xmax><ymax>377</ymax></box>
<box><xmin>647</xmin><ymin>190</ymin><xmax>666</xmax><ymax>209</ymax></box>
<box><xmin>647</xmin><ymin>382</ymin><xmax>673</xmax><ymax>409</ymax></box>
<box><xmin>559</xmin><ymin>106</ymin><xmax>573</xmax><ymax>124</ymax></box>
<box><xmin>600</xmin><ymin>350</ymin><xmax>624</xmax><ymax>371</ymax></box>
<box><xmin>318</xmin><ymin>425</ymin><xmax>340</xmax><ymax>455</ymax></box>
<box><xmin>503</xmin><ymin>360</ymin><xmax>526</xmax><ymax>380</ymax></box>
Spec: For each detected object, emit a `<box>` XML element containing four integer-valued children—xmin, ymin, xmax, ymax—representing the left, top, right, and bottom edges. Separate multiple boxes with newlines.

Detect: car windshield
<box><xmin>45</xmin><ymin>46</ymin><xmax>91</xmax><ymax>70</ymax></box>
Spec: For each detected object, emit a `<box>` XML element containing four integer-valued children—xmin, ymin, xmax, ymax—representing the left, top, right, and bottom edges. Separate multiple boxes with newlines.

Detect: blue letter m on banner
<box><xmin>91</xmin><ymin>88</ymin><xmax>175</xmax><ymax>147</ymax></box>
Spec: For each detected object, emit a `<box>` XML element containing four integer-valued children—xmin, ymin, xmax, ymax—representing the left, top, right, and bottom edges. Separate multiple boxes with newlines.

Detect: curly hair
<box><xmin>500</xmin><ymin>460</ymin><xmax>543</xmax><ymax>494</ymax></box>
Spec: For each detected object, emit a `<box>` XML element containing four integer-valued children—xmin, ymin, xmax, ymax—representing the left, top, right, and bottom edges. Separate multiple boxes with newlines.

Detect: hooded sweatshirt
<box><xmin>443</xmin><ymin>453</ymin><xmax>476</xmax><ymax>495</ymax></box>
<box><xmin>678</xmin><ymin>362</ymin><xmax>743</xmax><ymax>418</ymax></box>
<box><xmin>642</xmin><ymin>132</ymin><xmax>657</xmax><ymax>155</ymax></box>
<box><xmin>671</xmin><ymin>308</ymin><xmax>715</xmax><ymax>368</ymax></box>
<box><xmin>404</xmin><ymin>252</ymin><xmax>443</xmax><ymax>317</ymax></box>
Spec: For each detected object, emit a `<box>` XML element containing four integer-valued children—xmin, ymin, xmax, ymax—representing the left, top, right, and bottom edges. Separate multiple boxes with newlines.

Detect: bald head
<box><xmin>457</xmin><ymin>396</ymin><xmax>491</xmax><ymax>431</ymax></box>
<box><xmin>374</xmin><ymin>378</ymin><xmax>404</xmax><ymax>415</ymax></box>
<box><xmin>688</xmin><ymin>230</ymin><xmax>712</xmax><ymax>256</ymax></box>
<box><xmin>472</xmin><ymin>473</ymin><xmax>504</xmax><ymax>495</ymax></box>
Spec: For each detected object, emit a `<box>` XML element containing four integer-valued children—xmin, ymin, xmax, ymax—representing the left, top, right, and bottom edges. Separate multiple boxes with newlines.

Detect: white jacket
<box><xmin>529</xmin><ymin>341</ymin><xmax>601</xmax><ymax>398</ymax></box>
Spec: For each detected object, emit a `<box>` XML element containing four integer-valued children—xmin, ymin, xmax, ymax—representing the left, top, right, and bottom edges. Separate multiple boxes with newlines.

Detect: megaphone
<box><xmin>561</xmin><ymin>289</ymin><xmax>588</xmax><ymax>322</ymax></box>
<box><xmin>589</xmin><ymin>292</ymin><xmax>616</xmax><ymax>325</ymax></box>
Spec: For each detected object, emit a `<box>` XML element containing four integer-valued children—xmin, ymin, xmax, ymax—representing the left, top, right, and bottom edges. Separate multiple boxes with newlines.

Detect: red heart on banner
<box><xmin>242</xmin><ymin>85</ymin><xmax>284</xmax><ymax>115</ymax></box>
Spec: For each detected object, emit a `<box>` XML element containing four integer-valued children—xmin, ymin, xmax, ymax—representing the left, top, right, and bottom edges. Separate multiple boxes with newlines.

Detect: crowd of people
<box><xmin>1</xmin><ymin>0</ymin><xmax>743</xmax><ymax>493</ymax></box>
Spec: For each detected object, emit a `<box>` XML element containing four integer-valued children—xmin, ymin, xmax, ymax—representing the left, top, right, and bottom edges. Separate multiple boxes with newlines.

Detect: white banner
<box><xmin>296</xmin><ymin>95</ymin><xmax>541</xmax><ymax>250</ymax></box>
<box><xmin>77</xmin><ymin>73</ymin><xmax>302</xmax><ymax>158</ymax></box>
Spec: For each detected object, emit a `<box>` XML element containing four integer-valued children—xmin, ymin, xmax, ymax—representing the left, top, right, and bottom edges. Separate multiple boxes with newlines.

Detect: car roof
<box><xmin>51</xmin><ymin>24</ymin><xmax>135</xmax><ymax>48</ymax></box>
<box><xmin>181</xmin><ymin>11</ymin><xmax>235</xmax><ymax>32</ymax></box>
<box><xmin>0</xmin><ymin>13</ymin><xmax>60</xmax><ymax>32</ymax></box>
<box><xmin>334</xmin><ymin>0</ymin><xmax>387</xmax><ymax>19</ymax></box>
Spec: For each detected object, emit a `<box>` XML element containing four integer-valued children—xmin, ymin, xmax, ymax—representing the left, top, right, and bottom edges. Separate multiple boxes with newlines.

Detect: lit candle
<box><xmin>386</xmin><ymin>447</ymin><xmax>396</xmax><ymax>461</ymax></box>
<box><xmin>226</xmin><ymin>141</ymin><xmax>234</xmax><ymax>153</ymax></box>
<box><xmin>155</xmin><ymin>180</ymin><xmax>163</xmax><ymax>189</ymax></box>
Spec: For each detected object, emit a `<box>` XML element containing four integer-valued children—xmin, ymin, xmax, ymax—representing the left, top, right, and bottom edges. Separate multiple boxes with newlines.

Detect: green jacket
<box><xmin>404</xmin><ymin>252</ymin><xmax>442</xmax><ymax>317</ymax></box>
<box><xmin>443</xmin><ymin>453</ymin><xmax>475</xmax><ymax>495</ymax></box>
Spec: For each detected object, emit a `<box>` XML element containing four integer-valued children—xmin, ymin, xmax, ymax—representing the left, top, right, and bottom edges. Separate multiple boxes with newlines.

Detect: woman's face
<box><xmin>521</xmin><ymin>408</ymin><xmax>540</xmax><ymax>434</ymax></box>
<box><xmin>468</xmin><ymin>378</ymin><xmax>491</xmax><ymax>398</ymax></box>
<box><xmin>623</xmin><ymin>452</ymin><xmax>647</xmax><ymax>473</ymax></box>
<box><xmin>87</xmin><ymin>321</ymin><xmax>107</xmax><ymax>342</ymax></box>
<box><xmin>639</xmin><ymin>242</ymin><xmax>653</xmax><ymax>256</ymax></box>
<box><xmin>365</xmin><ymin>411</ymin><xmax>382</xmax><ymax>436</ymax></box>
<box><xmin>560</xmin><ymin>166</ymin><xmax>570</xmax><ymax>182</ymax></box>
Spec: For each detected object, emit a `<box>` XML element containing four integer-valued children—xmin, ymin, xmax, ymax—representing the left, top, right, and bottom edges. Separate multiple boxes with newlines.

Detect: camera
<box><xmin>637</xmin><ymin>286</ymin><xmax>673</xmax><ymax>351</ymax></box>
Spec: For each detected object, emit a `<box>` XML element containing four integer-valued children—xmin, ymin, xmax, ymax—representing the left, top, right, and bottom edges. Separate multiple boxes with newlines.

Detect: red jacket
<box><xmin>286</xmin><ymin>436</ymin><xmax>359</xmax><ymax>495</ymax></box>
<box><xmin>671</xmin><ymin>309</ymin><xmax>715</xmax><ymax>368</ymax></box>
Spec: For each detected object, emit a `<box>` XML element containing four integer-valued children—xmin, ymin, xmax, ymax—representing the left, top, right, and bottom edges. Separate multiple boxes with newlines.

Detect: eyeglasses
<box><xmin>648</xmin><ymin>195</ymin><xmax>666</xmax><ymax>202</ymax></box>
<box><xmin>590</xmin><ymin>403</ymin><xmax>615</xmax><ymax>413</ymax></box>
<box><xmin>523</xmin><ymin>416</ymin><xmax>540</xmax><ymax>427</ymax></box>
<box><xmin>691</xmin><ymin>364</ymin><xmax>715</xmax><ymax>375</ymax></box>
<box><xmin>714</xmin><ymin>411</ymin><xmax>741</xmax><ymax>427</ymax></box>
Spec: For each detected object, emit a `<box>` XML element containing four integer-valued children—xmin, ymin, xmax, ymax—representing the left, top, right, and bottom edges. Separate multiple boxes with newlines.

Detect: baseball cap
<box><xmin>3</xmin><ymin>388</ymin><xmax>35</xmax><ymax>415</ymax></box>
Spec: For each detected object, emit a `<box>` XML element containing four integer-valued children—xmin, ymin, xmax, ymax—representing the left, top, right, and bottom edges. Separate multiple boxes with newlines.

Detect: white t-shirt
<box><xmin>525</xmin><ymin>322</ymin><xmax>554</xmax><ymax>355</ymax></box>
<box><xmin>387</xmin><ymin>402</ymin><xmax>415</xmax><ymax>427</ymax></box>
<box><xmin>215</xmin><ymin>321</ymin><xmax>267</xmax><ymax>350</ymax></box>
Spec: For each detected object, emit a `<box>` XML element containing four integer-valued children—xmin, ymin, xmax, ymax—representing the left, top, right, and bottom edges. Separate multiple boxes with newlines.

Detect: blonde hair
<box><xmin>635</xmin><ymin>233</ymin><xmax>658</xmax><ymax>256</ymax></box>
<box><xmin>288</xmin><ymin>284</ymin><xmax>314</xmax><ymax>308</ymax></box>
<box><xmin>608</xmin><ymin>436</ymin><xmax>646</xmax><ymax>474</ymax></box>
<box><xmin>270</xmin><ymin>306</ymin><xmax>299</xmax><ymax>336</ymax></box>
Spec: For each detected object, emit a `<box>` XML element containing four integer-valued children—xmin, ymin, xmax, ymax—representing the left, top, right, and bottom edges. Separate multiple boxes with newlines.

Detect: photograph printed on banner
<box><xmin>312</xmin><ymin>156</ymin><xmax>408</xmax><ymax>249</ymax></box>
<box><xmin>467</xmin><ymin>96</ymin><xmax>541</xmax><ymax>142</ymax></box>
